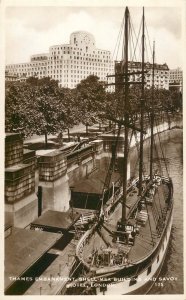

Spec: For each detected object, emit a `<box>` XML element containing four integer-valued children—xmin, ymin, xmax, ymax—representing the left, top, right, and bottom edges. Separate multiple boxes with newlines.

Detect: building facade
<box><xmin>6</xmin><ymin>31</ymin><xmax>114</xmax><ymax>89</ymax></box>
<box><xmin>6</xmin><ymin>53</ymin><xmax>48</xmax><ymax>81</ymax></box>
<box><xmin>114</xmin><ymin>61</ymin><xmax>169</xmax><ymax>91</ymax></box>
<box><xmin>128</xmin><ymin>61</ymin><xmax>169</xmax><ymax>90</ymax></box>
<box><xmin>6</xmin><ymin>31</ymin><xmax>171</xmax><ymax>91</ymax></box>
<box><xmin>169</xmin><ymin>67</ymin><xmax>183</xmax><ymax>92</ymax></box>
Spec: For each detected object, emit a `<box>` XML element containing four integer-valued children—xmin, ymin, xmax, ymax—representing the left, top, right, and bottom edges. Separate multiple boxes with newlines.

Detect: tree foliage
<box><xmin>6</xmin><ymin>75</ymin><xmax>181</xmax><ymax>147</ymax></box>
<box><xmin>5</xmin><ymin>78</ymin><xmax>76</xmax><ymax>146</ymax></box>
<box><xmin>75</xmin><ymin>75</ymin><xmax>107</xmax><ymax>126</ymax></box>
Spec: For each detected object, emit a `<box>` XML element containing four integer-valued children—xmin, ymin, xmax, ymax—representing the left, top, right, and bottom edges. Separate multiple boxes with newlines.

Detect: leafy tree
<box><xmin>5</xmin><ymin>78</ymin><xmax>76</xmax><ymax>147</ymax></box>
<box><xmin>75</xmin><ymin>75</ymin><xmax>107</xmax><ymax>134</ymax></box>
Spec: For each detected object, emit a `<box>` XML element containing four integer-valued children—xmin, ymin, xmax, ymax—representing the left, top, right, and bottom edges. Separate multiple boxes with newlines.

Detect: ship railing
<box><xmin>76</xmin><ymin>223</ymin><xmax>97</xmax><ymax>268</ymax></box>
<box><xmin>75</xmin><ymin>212</ymin><xmax>96</xmax><ymax>225</ymax></box>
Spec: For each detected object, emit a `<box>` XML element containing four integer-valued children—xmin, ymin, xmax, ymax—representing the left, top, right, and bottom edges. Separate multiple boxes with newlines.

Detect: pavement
<box><xmin>24</xmin><ymin>124</ymin><xmax>88</xmax><ymax>144</ymax></box>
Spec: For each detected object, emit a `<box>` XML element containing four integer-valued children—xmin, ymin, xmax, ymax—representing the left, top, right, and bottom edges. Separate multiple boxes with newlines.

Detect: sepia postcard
<box><xmin>1</xmin><ymin>0</ymin><xmax>185</xmax><ymax>299</ymax></box>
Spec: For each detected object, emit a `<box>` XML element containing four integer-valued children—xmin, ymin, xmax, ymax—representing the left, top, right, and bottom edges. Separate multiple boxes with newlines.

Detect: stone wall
<box><xmin>5</xmin><ymin>164</ymin><xmax>35</xmax><ymax>203</ymax></box>
<box><xmin>23</xmin><ymin>149</ymin><xmax>36</xmax><ymax>168</ymax></box>
<box><xmin>38</xmin><ymin>150</ymin><xmax>67</xmax><ymax>182</ymax></box>
<box><xmin>5</xmin><ymin>133</ymin><xmax>38</xmax><ymax>228</ymax></box>
<box><xmin>5</xmin><ymin>133</ymin><xmax>23</xmax><ymax>167</ymax></box>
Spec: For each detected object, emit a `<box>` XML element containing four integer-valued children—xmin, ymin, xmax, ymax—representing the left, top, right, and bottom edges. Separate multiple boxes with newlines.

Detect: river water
<box><xmin>117</xmin><ymin>128</ymin><xmax>183</xmax><ymax>294</ymax></box>
<box><xmin>122</xmin><ymin>128</ymin><xmax>183</xmax><ymax>294</ymax></box>
<box><xmin>148</xmin><ymin>128</ymin><xmax>183</xmax><ymax>294</ymax></box>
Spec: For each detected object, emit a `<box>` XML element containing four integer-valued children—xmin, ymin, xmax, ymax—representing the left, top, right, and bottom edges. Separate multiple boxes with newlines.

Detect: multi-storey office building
<box><xmin>169</xmin><ymin>67</ymin><xmax>182</xmax><ymax>84</ymax></box>
<box><xmin>114</xmin><ymin>61</ymin><xmax>169</xmax><ymax>91</ymax></box>
<box><xmin>6</xmin><ymin>31</ymin><xmax>114</xmax><ymax>90</ymax></box>
<box><xmin>6</xmin><ymin>53</ymin><xmax>48</xmax><ymax>80</ymax></box>
<box><xmin>47</xmin><ymin>31</ymin><xmax>114</xmax><ymax>89</ymax></box>
<box><xmin>169</xmin><ymin>67</ymin><xmax>182</xmax><ymax>92</ymax></box>
<box><xmin>129</xmin><ymin>61</ymin><xmax>169</xmax><ymax>90</ymax></box>
<box><xmin>6</xmin><ymin>31</ymin><xmax>170</xmax><ymax>91</ymax></box>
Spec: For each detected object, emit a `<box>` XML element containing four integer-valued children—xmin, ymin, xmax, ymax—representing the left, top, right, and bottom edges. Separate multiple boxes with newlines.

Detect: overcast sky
<box><xmin>5</xmin><ymin>6</ymin><xmax>183</xmax><ymax>69</ymax></box>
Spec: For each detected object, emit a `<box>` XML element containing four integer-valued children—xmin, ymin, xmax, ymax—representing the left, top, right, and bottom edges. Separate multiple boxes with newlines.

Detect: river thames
<box><xmin>148</xmin><ymin>128</ymin><xmax>183</xmax><ymax>294</ymax></box>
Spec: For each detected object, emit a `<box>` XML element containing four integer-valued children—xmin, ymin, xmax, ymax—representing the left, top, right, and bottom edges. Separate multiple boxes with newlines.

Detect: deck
<box><xmin>81</xmin><ymin>180</ymin><xmax>169</xmax><ymax>267</ymax></box>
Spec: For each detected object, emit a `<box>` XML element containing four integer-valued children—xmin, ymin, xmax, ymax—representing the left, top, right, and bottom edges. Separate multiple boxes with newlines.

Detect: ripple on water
<box><xmin>149</xmin><ymin>129</ymin><xmax>183</xmax><ymax>294</ymax></box>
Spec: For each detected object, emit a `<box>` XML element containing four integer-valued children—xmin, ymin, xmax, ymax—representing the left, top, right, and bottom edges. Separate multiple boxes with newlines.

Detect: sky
<box><xmin>5</xmin><ymin>5</ymin><xmax>183</xmax><ymax>69</ymax></box>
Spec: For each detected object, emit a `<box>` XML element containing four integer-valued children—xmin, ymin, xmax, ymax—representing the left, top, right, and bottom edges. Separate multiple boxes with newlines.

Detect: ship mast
<box><xmin>138</xmin><ymin>7</ymin><xmax>145</xmax><ymax>196</ymax></box>
<box><xmin>121</xmin><ymin>6</ymin><xmax>130</xmax><ymax>224</ymax></box>
<box><xmin>150</xmin><ymin>41</ymin><xmax>155</xmax><ymax>180</ymax></box>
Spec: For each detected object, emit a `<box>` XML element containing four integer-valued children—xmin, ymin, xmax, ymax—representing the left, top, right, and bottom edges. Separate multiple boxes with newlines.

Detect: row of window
<box><xmin>130</xmin><ymin>69</ymin><xmax>169</xmax><ymax>75</ymax></box>
<box><xmin>7</xmin><ymin>62</ymin><xmax>46</xmax><ymax>69</ymax></box>
<box><xmin>50</xmin><ymin>56</ymin><xmax>110</xmax><ymax>63</ymax></box>
<box><xmin>7</xmin><ymin>65</ymin><xmax>110</xmax><ymax>74</ymax></box>
<box><xmin>51</xmin><ymin>50</ymin><xmax>110</xmax><ymax>59</ymax></box>
<box><xmin>51</xmin><ymin>72</ymin><xmax>105</xmax><ymax>79</ymax></box>
<box><xmin>51</xmin><ymin>45</ymin><xmax>109</xmax><ymax>55</ymax></box>
<box><xmin>48</xmin><ymin>62</ymin><xmax>110</xmax><ymax>67</ymax></box>
<box><xmin>170</xmin><ymin>76</ymin><xmax>182</xmax><ymax>79</ymax></box>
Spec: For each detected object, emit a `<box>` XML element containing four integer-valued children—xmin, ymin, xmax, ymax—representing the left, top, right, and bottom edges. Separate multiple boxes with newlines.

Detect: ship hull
<box><xmin>96</xmin><ymin>202</ymin><xmax>173</xmax><ymax>295</ymax></box>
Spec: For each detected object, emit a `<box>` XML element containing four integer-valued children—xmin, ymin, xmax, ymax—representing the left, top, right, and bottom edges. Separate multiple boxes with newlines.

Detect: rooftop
<box><xmin>5</xmin><ymin>228</ymin><xmax>61</xmax><ymax>290</ymax></box>
<box><xmin>72</xmin><ymin>169</ymin><xmax>120</xmax><ymax>194</ymax></box>
<box><xmin>31</xmin><ymin>210</ymin><xmax>80</xmax><ymax>231</ymax></box>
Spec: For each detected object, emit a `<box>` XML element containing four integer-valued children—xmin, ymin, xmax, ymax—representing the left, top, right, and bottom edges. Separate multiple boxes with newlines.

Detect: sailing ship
<box><xmin>67</xmin><ymin>7</ymin><xmax>174</xmax><ymax>295</ymax></box>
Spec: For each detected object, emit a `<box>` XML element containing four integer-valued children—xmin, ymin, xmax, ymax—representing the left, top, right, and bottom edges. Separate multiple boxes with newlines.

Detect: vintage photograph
<box><xmin>4</xmin><ymin>0</ymin><xmax>183</xmax><ymax>296</ymax></box>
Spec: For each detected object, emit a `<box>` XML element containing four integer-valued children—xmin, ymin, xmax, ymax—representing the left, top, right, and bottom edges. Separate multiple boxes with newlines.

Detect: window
<box><xmin>147</xmin><ymin>265</ymin><xmax>152</xmax><ymax>275</ymax></box>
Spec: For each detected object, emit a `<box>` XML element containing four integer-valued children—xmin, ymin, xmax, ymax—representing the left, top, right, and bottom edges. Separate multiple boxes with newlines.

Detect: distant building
<box><xmin>6</xmin><ymin>31</ymin><xmax>114</xmax><ymax>90</ymax></box>
<box><xmin>5</xmin><ymin>70</ymin><xmax>27</xmax><ymax>82</ymax></box>
<box><xmin>169</xmin><ymin>67</ymin><xmax>183</xmax><ymax>92</ymax></box>
<box><xmin>5</xmin><ymin>71</ymin><xmax>18</xmax><ymax>82</ymax></box>
<box><xmin>5</xmin><ymin>31</ymin><xmax>170</xmax><ymax>91</ymax></box>
<box><xmin>115</xmin><ymin>61</ymin><xmax>169</xmax><ymax>90</ymax></box>
<box><xmin>130</xmin><ymin>61</ymin><xmax>169</xmax><ymax>90</ymax></box>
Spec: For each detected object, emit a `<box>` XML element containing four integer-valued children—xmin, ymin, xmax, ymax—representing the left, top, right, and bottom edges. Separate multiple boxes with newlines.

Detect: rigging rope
<box><xmin>131</xmin><ymin>17</ymin><xmax>142</xmax><ymax>62</ymax></box>
<box><xmin>145</xmin><ymin>19</ymin><xmax>153</xmax><ymax>59</ymax></box>
<box><xmin>112</xmin><ymin>14</ymin><xmax>125</xmax><ymax>61</ymax></box>
<box><xmin>154</xmin><ymin>116</ymin><xmax>170</xmax><ymax>177</ymax></box>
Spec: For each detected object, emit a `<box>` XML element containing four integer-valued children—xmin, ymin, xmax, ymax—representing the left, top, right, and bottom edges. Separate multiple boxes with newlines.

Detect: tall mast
<box><xmin>121</xmin><ymin>6</ymin><xmax>129</xmax><ymax>224</ymax></box>
<box><xmin>138</xmin><ymin>7</ymin><xmax>145</xmax><ymax>196</ymax></box>
<box><xmin>150</xmin><ymin>41</ymin><xmax>155</xmax><ymax>180</ymax></box>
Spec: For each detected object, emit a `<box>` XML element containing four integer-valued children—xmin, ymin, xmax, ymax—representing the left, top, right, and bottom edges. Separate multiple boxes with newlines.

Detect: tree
<box><xmin>5</xmin><ymin>78</ymin><xmax>76</xmax><ymax>147</ymax></box>
<box><xmin>75</xmin><ymin>75</ymin><xmax>107</xmax><ymax>134</ymax></box>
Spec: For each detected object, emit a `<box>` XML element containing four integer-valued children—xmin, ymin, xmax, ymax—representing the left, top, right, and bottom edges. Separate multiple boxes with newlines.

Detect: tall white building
<box><xmin>6</xmin><ymin>31</ymin><xmax>114</xmax><ymax>89</ymax></box>
<box><xmin>6</xmin><ymin>31</ymin><xmax>170</xmax><ymax>91</ymax></box>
